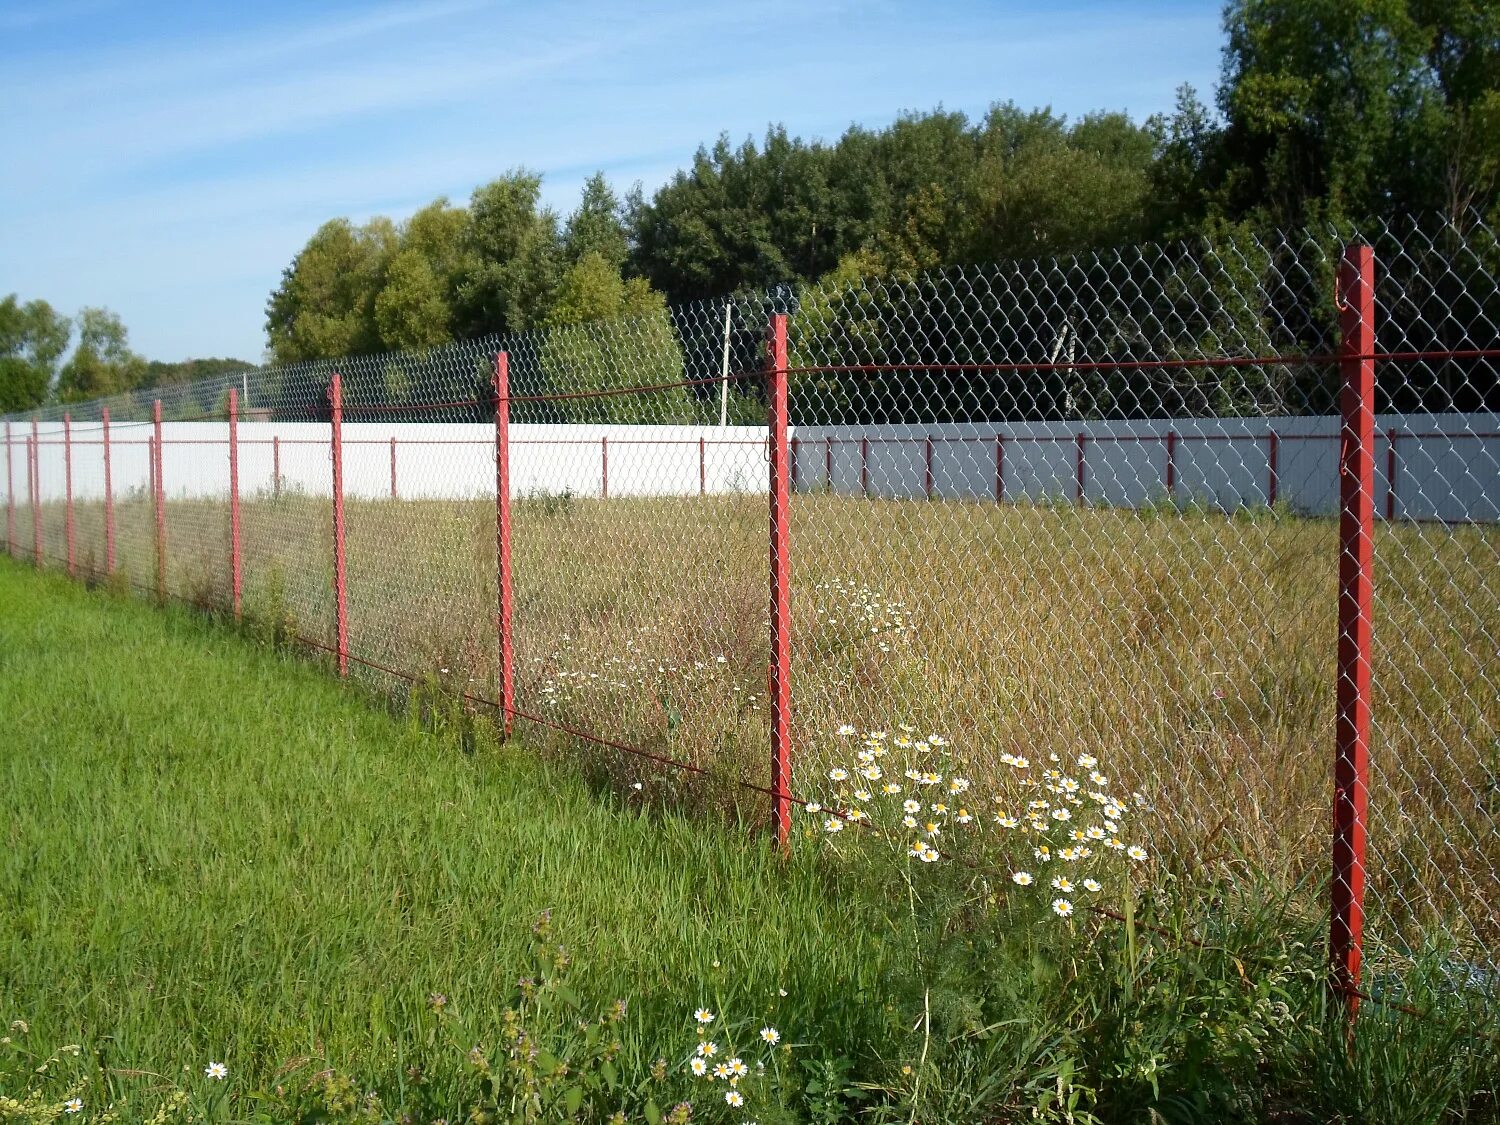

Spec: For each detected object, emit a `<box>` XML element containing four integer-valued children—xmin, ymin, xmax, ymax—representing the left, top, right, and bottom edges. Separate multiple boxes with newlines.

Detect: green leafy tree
<box><xmin>0</xmin><ymin>296</ymin><xmax>70</xmax><ymax>411</ymax></box>
<box><xmin>375</xmin><ymin>199</ymin><xmax>470</xmax><ymax>352</ymax></box>
<box><xmin>265</xmin><ymin>217</ymin><xmax>397</xmax><ymax>364</ymax></box>
<box><xmin>564</xmin><ymin>173</ymin><xmax>629</xmax><ymax>270</ymax></box>
<box><xmin>539</xmin><ymin>252</ymin><xmax>690</xmax><ymax>422</ymax></box>
<box><xmin>55</xmin><ymin>307</ymin><xmax>147</xmax><ymax>402</ymax></box>
<box><xmin>454</xmin><ymin>171</ymin><xmax>563</xmax><ymax>337</ymax></box>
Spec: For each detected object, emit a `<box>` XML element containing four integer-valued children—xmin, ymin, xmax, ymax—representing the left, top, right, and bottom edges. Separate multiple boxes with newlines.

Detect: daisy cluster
<box><xmin>532</xmin><ymin>627</ymin><xmax>750</xmax><ymax>708</ymax></box>
<box><xmin>812</xmin><ymin>579</ymin><xmax>916</xmax><ymax>653</ymax></box>
<box><xmin>683</xmin><ymin>1008</ymin><xmax>781</xmax><ymax>1117</ymax></box>
<box><xmin>806</xmin><ymin>729</ymin><xmax>1152</xmax><ymax>921</ymax></box>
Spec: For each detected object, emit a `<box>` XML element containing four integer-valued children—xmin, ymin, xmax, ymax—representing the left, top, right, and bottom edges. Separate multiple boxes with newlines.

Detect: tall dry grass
<box><xmin>22</xmin><ymin>487</ymin><xmax>1500</xmax><ymax>954</ymax></box>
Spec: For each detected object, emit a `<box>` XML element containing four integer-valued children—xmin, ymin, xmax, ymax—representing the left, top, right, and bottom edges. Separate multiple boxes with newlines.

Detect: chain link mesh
<box><xmin>3</xmin><ymin>217</ymin><xmax>1496</xmax><ymax>1000</ymax></box>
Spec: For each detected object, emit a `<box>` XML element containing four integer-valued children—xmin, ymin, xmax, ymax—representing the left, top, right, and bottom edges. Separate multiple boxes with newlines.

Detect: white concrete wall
<box><xmin>4</xmin><ymin>415</ymin><xmax>1496</xmax><ymax>522</ymax></box>
<box><xmin>4</xmin><ymin>423</ymin><xmax>769</xmax><ymax>504</ymax></box>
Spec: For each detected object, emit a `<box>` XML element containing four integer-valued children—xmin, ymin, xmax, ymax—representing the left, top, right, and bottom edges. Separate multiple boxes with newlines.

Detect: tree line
<box><xmin>6</xmin><ymin>0</ymin><xmax>1497</xmax><ymax>419</ymax></box>
<box><xmin>0</xmin><ymin>297</ymin><xmax>254</xmax><ymax>414</ymax></box>
<box><xmin>259</xmin><ymin>0</ymin><xmax>1500</xmax><ymax>421</ymax></box>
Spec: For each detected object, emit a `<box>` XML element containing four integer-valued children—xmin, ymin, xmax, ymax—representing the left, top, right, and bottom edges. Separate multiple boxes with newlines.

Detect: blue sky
<box><xmin>0</xmin><ymin>0</ymin><xmax>1224</xmax><ymax>364</ymax></box>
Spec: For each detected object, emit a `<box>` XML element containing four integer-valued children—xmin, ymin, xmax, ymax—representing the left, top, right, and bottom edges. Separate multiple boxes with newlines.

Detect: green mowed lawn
<box><xmin>0</xmin><ymin>561</ymin><xmax>892</xmax><ymax>1109</ymax></box>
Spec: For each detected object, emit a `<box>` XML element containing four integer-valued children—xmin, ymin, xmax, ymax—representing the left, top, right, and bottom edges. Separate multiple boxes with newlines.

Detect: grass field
<box><xmin>22</xmin><ymin>485</ymin><xmax>1498</xmax><ymax>955</ymax></box>
<box><xmin>4</xmin><ymin>561</ymin><xmax>1500</xmax><ymax>1122</ymax></box>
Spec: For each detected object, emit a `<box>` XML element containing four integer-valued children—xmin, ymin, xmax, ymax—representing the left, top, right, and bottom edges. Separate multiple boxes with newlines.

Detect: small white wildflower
<box><xmin>760</xmin><ymin>1027</ymin><xmax>780</xmax><ymax>1045</ymax></box>
<box><xmin>695</xmin><ymin>1008</ymin><xmax>715</xmax><ymax>1025</ymax></box>
<box><xmin>1012</xmin><ymin>871</ymin><xmax>1033</xmax><ymax>886</ymax></box>
<box><xmin>1052</xmin><ymin>898</ymin><xmax>1074</xmax><ymax>918</ymax></box>
<box><xmin>1127</xmin><ymin>845</ymin><xmax>1148</xmax><ymax>861</ymax></box>
<box><xmin>205</xmin><ymin>1061</ymin><xmax>228</xmax><ymax>1081</ymax></box>
<box><xmin>64</xmin><ymin>1099</ymin><xmax>83</xmax><ymax>1115</ymax></box>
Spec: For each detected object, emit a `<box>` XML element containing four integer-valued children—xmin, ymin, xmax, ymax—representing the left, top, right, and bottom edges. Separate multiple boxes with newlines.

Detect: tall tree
<box><xmin>454</xmin><ymin>171</ymin><xmax>563</xmax><ymax>338</ymax></box>
<box><xmin>56</xmin><ymin>307</ymin><xmax>146</xmax><ymax>401</ymax></box>
<box><xmin>0</xmin><ymin>296</ymin><xmax>70</xmax><ymax>412</ymax></box>
<box><xmin>265</xmin><ymin>217</ymin><xmax>397</xmax><ymax>364</ymax></box>
<box><xmin>375</xmin><ymin>198</ymin><xmax>470</xmax><ymax>352</ymax></box>
<box><xmin>564</xmin><ymin>173</ymin><xmax>629</xmax><ymax>270</ymax></box>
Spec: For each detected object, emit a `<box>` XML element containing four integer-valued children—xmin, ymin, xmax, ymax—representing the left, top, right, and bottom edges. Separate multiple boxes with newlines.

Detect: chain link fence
<box><xmin>4</xmin><ymin>216</ymin><xmax>1497</xmax><ymax>1018</ymax></box>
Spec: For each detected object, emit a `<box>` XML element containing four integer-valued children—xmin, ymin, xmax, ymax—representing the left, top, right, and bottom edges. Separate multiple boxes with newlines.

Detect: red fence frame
<box><xmin>153</xmin><ymin>400</ymin><xmax>166</xmax><ymax>603</ymax></box>
<box><xmin>4</xmin><ymin>421</ymin><xmax>13</xmax><ymax>557</ymax></box>
<box><xmin>0</xmin><ymin>242</ymin><xmax>1413</xmax><ymax>1029</ymax></box>
<box><xmin>494</xmin><ymin>352</ymin><xmax>515</xmax><ymax>736</ymax></box>
<box><xmin>1332</xmin><ymin>244</ymin><xmax>1376</xmax><ymax>1018</ymax></box>
<box><xmin>229</xmin><ymin>388</ymin><xmax>242</xmax><ymax>618</ymax></box>
<box><xmin>767</xmin><ymin>314</ymin><xmax>792</xmax><ymax>846</ymax></box>
<box><xmin>330</xmin><ymin>373</ymin><xmax>349</xmax><ymax>677</ymax></box>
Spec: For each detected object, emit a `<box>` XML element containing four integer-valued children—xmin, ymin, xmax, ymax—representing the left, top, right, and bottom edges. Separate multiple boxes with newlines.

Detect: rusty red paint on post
<box><xmin>767</xmin><ymin>314</ymin><xmax>793</xmax><ymax>847</ymax></box>
<box><xmin>1075</xmin><ymin>432</ymin><xmax>1087</xmax><ymax>503</ymax></box>
<box><xmin>4</xmin><ymin>421</ymin><xmax>13</xmax><ymax>557</ymax></box>
<box><xmin>329</xmin><ymin>374</ymin><xmax>348</xmax><ymax>677</ymax></box>
<box><xmin>1385</xmin><ymin>427</ymin><xmax>1398</xmax><ymax>521</ymax></box>
<box><xmin>995</xmin><ymin>434</ymin><xmax>1005</xmax><ymax>502</ymax></box>
<box><xmin>494</xmin><ymin>352</ymin><xmax>515</xmax><ymax>736</ymax></box>
<box><xmin>860</xmin><ymin>436</ymin><xmax>869</xmax><ymax>497</ymax></box>
<box><xmin>699</xmin><ymin>436</ymin><xmax>707</xmax><ymax>496</ymax></box>
<box><xmin>229</xmin><ymin>388</ymin><xmax>242</xmax><ymax>618</ymax></box>
<box><xmin>63</xmin><ymin>413</ymin><xmax>74</xmax><ymax>576</ymax></box>
<box><xmin>1166</xmin><ymin>430</ymin><xmax>1178</xmax><ymax>497</ymax></box>
<box><xmin>390</xmin><ymin>437</ymin><xmax>398</xmax><ymax>500</ymax></box>
<box><xmin>29</xmin><ymin>424</ymin><xmax>40</xmax><ymax>568</ymax></box>
<box><xmin>1267</xmin><ymin>431</ymin><xmax>1280</xmax><ymax>506</ymax></box>
<box><xmin>272</xmin><ymin>435</ymin><xmax>281</xmax><ymax>499</ymax></box>
<box><xmin>601</xmin><ymin>436</ymin><xmax>609</xmax><ymax>499</ymax></box>
<box><xmin>153</xmin><ymin>401</ymin><xmax>165</xmax><ymax>601</ymax></box>
<box><xmin>1332</xmin><ymin>243</ymin><xmax>1376</xmax><ymax>1022</ymax></box>
<box><xmin>102</xmin><ymin>408</ymin><xmax>114</xmax><ymax>573</ymax></box>
<box><xmin>924</xmin><ymin>435</ymin><xmax>934</xmax><ymax>499</ymax></box>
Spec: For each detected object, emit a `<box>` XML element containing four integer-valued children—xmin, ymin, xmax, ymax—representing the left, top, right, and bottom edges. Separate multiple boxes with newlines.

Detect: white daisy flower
<box><xmin>205</xmin><ymin>1061</ymin><xmax>228</xmax><ymax>1081</ymax></box>
<box><xmin>1012</xmin><ymin>871</ymin><xmax>1033</xmax><ymax>886</ymax></box>
<box><xmin>1052</xmin><ymin>898</ymin><xmax>1074</xmax><ymax>918</ymax></box>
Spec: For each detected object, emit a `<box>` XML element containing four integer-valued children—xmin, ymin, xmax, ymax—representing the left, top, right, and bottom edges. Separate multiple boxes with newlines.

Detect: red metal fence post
<box><xmin>1332</xmin><ymin>242</ymin><xmax>1376</xmax><ymax>1022</ymax></box>
<box><xmin>601</xmin><ymin>436</ymin><xmax>609</xmax><ymax>499</ymax></box>
<box><xmin>153</xmin><ymin>399</ymin><xmax>165</xmax><ymax>602</ymax></box>
<box><xmin>995</xmin><ymin>433</ymin><xmax>1005</xmax><ymax>503</ymax></box>
<box><xmin>229</xmin><ymin>388</ymin><xmax>242</xmax><ymax>618</ymax></box>
<box><xmin>329</xmin><ymin>373</ymin><xmax>349</xmax><ymax>677</ymax></box>
<box><xmin>63</xmin><ymin>412</ymin><xmax>75</xmax><ymax>577</ymax></box>
<box><xmin>390</xmin><ymin>437</ymin><xmax>398</xmax><ymax>500</ymax></box>
<box><xmin>493</xmin><ymin>352</ymin><xmax>514</xmax><ymax>736</ymax></box>
<box><xmin>102</xmin><ymin>408</ymin><xmax>114</xmax><ymax>574</ymax></box>
<box><xmin>29</xmin><ymin>424</ymin><xmax>40</xmax><ymax>568</ymax></box>
<box><xmin>767</xmin><ymin>314</ymin><xmax>793</xmax><ymax>847</ymax></box>
<box><xmin>4</xmin><ymin>421</ymin><xmax>13</xmax><ymax>557</ymax></box>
